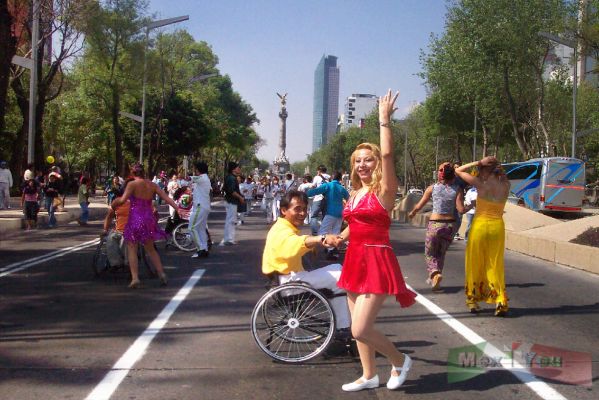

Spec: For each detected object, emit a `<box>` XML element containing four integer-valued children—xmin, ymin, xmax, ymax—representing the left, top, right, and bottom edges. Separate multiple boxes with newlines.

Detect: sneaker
<box><xmin>454</xmin><ymin>234</ymin><xmax>463</xmax><ymax>241</ymax></box>
<box><xmin>218</xmin><ymin>240</ymin><xmax>236</xmax><ymax>246</ymax></box>
<box><xmin>197</xmin><ymin>250</ymin><xmax>209</xmax><ymax>257</ymax></box>
<box><xmin>191</xmin><ymin>252</ymin><xmax>200</xmax><ymax>258</ymax></box>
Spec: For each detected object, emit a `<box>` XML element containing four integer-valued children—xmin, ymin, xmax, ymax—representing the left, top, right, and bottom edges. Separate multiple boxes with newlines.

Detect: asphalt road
<box><xmin>0</xmin><ymin>201</ymin><xmax>597</xmax><ymax>400</ymax></box>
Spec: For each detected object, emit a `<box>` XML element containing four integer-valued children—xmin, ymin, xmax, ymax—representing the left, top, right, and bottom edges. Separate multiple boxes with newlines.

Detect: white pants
<box><xmin>244</xmin><ymin>197</ymin><xmax>253</xmax><ymax>215</ymax></box>
<box><xmin>272</xmin><ymin>199</ymin><xmax>281</xmax><ymax>221</ymax></box>
<box><xmin>168</xmin><ymin>195</ymin><xmax>176</xmax><ymax>218</ymax></box>
<box><xmin>263</xmin><ymin>198</ymin><xmax>274</xmax><ymax>222</ymax></box>
<box><xmin>223</xmin><ymin>202</ymin><xmax>238</xmax><ymax>243</ymax></box>
<box><xmin>189</xmin><ymin>206</ymin><xmax>210</xmax><ymax>251</ymax></box>
<box><xmin>0</xmin><ymin>182</ymin><xmax>9</xmax><ymax>209</ymax></box>
<box><xmin>279</xmin><ymin>264</ymin><xmax>350</xmax><ymax>329</ymax></box>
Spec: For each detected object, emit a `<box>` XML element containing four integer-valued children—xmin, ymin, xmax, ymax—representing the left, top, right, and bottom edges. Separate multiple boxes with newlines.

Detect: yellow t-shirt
<box><xmin>262</xmin><ymin>218</ymin><xmax>310</xmax><ymax>275</ymax></box>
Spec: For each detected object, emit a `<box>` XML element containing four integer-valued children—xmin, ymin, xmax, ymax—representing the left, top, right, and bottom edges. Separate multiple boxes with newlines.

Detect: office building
<box><xmin>342</xmin><ymin>94</ymin><xmax>378</xmax><ymax>131</ymax></box>
<box><xmin>312</xmin><ymin>55</ymin><xmax>340</xmax><ymax>151</ymax></box>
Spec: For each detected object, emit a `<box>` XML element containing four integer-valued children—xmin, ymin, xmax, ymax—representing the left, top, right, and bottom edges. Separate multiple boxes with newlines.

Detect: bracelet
<box><xmin>380</xmin><ymin>121</ymin><xmax>391</xmax><ymax>127</ymax></box>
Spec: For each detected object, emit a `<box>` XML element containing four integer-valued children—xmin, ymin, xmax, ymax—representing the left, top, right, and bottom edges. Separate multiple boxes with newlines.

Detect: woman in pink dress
<box><xmin>335</xmin><ymin>90</ymin><xmax>416</xmax><ymax>392</ymax></box>
<box><xmin>111</xmin><ymin>163</ymin><xmax>178</xmax><ymax>288</ymax></box>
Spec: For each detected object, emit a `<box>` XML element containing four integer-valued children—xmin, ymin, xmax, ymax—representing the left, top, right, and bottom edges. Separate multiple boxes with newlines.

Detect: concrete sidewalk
<box><xmin>0</xmin><ymin>194</ymin><xmax>109</xmax><ymax>239</ymax></box>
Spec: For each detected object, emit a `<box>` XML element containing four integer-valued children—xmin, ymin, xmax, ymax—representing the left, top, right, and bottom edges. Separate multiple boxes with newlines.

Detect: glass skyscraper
<box><xmin>312</xmin><ymin>55</ymin><xmax>339</xmax><ymax>152</ymax></box>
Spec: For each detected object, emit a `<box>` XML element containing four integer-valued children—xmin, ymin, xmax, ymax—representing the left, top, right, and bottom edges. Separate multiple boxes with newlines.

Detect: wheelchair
<box><xmin>165</xmin><ymin>187</ymin><xmax>212</xmax><ymax>252</ymax></box>
<box><xmin>91</xmin><ymin>234</ymin><xmax>157</xmax><ymax>279</ymax></box>
<box><xmin>250</xmin><ymin>273</ymin><xmax>355</xmax><ymax>363</ymax></box>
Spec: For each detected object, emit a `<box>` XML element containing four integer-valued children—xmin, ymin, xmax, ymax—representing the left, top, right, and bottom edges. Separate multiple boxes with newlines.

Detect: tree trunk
<box><xmin>110</xmin><ymin>87</ymin><xmax>124</xmax><ymax>176</ymax></box>
<box><xmin>503</xmin><ymin>67</ymin><xmax>529</xmax><ymax>158</ymax></box>
<box><xmin>10</xmin><ymin>77</ymin><xmax>29</xmax><ymax>182</ymax></box>
<box><xmin>0</xmin><ymin>0</ymin><xmax>16</xmax><ymax>136</ymax></box>
<box><xmin>34</xmin><ymin>94</ymin><xmax>46</xmax><ymax>169</ymax></box>
<box><xmin>481</xmin><ymin>123</ymin><xmax>489</xmax><ymax>157</ymax></box>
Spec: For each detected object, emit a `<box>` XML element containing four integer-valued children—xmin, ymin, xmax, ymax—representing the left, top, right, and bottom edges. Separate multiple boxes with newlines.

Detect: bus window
<box><xmin>505</xmin><ymin>164</ymin><xmax>541</xmax><ymax>180</ymax></box>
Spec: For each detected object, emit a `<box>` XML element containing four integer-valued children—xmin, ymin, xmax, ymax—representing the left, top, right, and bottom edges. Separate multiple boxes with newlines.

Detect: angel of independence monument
<box><xmin>272</xmin><ymin>92</ymin><xmax>290</xmax><ymax>175</ymax></box>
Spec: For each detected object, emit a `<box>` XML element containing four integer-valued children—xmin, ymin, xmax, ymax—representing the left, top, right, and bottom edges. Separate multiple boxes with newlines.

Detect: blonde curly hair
<box><xmin>350</xmin><ymin>143</ymin><xmax>383</xmax><ymax>195</ymax></box>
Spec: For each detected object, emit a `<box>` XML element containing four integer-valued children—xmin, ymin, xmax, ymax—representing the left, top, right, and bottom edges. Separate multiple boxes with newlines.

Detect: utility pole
<box><xmin>27</xmin><ymin>0</ymin><xmax>40</xmax><ymax>165</ymax></box>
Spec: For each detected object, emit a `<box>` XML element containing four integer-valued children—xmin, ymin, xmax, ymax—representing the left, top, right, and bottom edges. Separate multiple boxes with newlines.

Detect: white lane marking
<box><xmin>408</xmin><ymin>284</ymin><xmax>568</xmax><ymax>400</ymax></box>
<box><xmin>85</xmin><ymin>269</ymin><xmax>206</xmax><ymax>400</ymax></box>
<box><xmin>0</xmin><ymin>238</ymin><xmax>100</xmax><ymax>277</ymax></box>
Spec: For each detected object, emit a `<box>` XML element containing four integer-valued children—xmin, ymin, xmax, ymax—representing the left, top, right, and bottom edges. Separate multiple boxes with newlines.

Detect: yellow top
<box><xmin>262</xmin><ymin>218</ymin><xmax>310</xmax><ymax>275</ymax></box>
<box><xmin>475</xmin><ymin>196</ymin><xmax>506</xmax><ymax>219</ymax></box>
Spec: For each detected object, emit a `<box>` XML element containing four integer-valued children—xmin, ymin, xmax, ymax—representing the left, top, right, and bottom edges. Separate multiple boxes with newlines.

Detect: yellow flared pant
<box><xmin>464</xmin><ymin>215</ymin><xmax>508</xmax><ymax>307</ymax></box>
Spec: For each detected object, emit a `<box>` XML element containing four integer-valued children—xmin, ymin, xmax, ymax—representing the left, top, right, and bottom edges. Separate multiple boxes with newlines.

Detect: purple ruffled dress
<box><xmin>123</xmin><ymin>195</ymin><xmax>167</xmax><ymax>243</ymax></box>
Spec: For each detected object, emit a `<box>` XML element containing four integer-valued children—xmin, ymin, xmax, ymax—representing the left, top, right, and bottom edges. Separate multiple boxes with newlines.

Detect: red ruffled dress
<box><xmin>338</xmin><ymin>192</ymin><xmax>416</xmax><ymax>307</ymax></box>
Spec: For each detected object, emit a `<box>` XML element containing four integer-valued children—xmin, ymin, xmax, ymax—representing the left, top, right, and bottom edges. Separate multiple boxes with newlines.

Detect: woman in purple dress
<box><xmin>111</xmin><ymin>163</ymin><xmax>178</xmax><ymax>288</ymax></box>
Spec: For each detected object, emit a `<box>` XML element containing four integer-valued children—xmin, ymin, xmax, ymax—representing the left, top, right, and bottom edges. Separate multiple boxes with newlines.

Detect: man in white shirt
<box><xmin>298</xmin><ymin>174</ymin><xmax>314</xmax><ymax>224</ymax></box>
<box><xmin>166</xmin><ymin>174</ymin><xmax>180</xmax><ymax>218</ymax></box>
<box><xmin>189</xmin><ymin>162</ymin><xmax>212</xmax><ymax>258</ymax></box>
<box><xmin>240</xmin><ymin>176</ymin><xmax>255</xmax><ymax>216</ymax></box>
<box><xmin>0</xmin><ymin>161</ymin><xmax>13</xmax><ymax>209</ymax></box>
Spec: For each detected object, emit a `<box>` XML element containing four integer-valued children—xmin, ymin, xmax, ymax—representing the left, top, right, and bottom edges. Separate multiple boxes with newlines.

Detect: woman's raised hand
<box><xmin>379</xmin><ymin>89</ymin><xmax>400</xmax><ymax>123</ymax></box>
<box><xmin>480</xmin><ymin>156</ymin><xmax>498</xmax><ymax>167</ymax></box>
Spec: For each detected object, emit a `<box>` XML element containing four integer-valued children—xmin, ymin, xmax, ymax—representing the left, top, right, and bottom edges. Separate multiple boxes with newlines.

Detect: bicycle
<box><xmin>91</xmin><ymin>234</ymin><xmax>157</xmax><ymax>279</ymax></box>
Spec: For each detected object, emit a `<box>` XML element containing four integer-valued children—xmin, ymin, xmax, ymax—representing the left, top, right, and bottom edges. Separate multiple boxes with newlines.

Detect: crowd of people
<box><xmin>1</xmin><ymin>89</ymin><xmax>511</xmax><ymax>392</ymax></box>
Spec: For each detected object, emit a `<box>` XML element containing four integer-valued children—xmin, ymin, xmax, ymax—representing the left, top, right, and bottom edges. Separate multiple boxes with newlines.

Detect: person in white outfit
<box><xmin>189</xmin><ymin>161</ymin><xmax>212</xmax><ymax>258</ymax></box>
<box><xmin>464</xmin><ymin>186</ymin><xmax>477</xmax><ymax>242</ymax></box>
<box><xmin>270</xmin><ymin>175</ymin><xmax>284</xmax><ymax>221</ymax></box>
<box><xmin>166</xmin><ymin>174</ymin><xmax>180</xmax><ymax>218</ymax></box>
<box><xmin>260</xmin><ymin>177</ymin><xmax>274</xmax><ymax>223</ymax></box>
<box><xmin>297</xmin><ymin>174</ymin><xmax>314</xmax><ymax>224</ymax></box>
<box><xmin>240</xmin><ymin>176</ymin><xmax>255</xmax><ymax>216</ymax></box>
<box><xmin>0</xmin><ymin>161</ymin><xmax>13</xmax><ymax>209</ymax></box>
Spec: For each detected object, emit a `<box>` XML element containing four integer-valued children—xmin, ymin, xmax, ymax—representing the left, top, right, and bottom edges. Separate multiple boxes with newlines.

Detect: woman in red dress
<box><xmin>335</xmin><ymin>90</ymin><xmax>416</xmax><ymax>392</ymax></box>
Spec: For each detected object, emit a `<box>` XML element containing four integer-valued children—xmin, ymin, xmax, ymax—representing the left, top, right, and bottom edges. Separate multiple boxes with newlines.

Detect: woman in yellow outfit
<box><xmin>455</xmin><ymin>156</ymin><xmax>510</xmax><ymax>316</ymax></box>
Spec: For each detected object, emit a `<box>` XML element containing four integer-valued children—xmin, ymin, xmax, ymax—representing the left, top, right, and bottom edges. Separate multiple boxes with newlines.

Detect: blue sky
<box><xmin>148</xmin><ymin>0</ymin><xmax>448</xmax><ymax>163</ymax></box>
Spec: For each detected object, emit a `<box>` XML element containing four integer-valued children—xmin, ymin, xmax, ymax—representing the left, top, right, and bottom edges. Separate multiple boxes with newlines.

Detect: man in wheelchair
<box><xmin>262</xmin><ymin>189</ymin><xmax>351</xmax><ymax>340</ymax></box>
<box><xmin>102</xmin><ymin>184</ymin><xmax>131</xmax><ymax>268</ymax></box>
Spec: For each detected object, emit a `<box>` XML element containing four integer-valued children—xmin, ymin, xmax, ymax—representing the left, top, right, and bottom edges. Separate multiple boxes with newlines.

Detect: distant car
<box><xmin>408</xmin><ymin>188</ymin><xmax>423</xmax><ymax>196</ymax></box>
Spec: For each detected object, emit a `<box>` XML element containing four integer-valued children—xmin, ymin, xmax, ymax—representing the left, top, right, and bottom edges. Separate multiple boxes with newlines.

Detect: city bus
<box><xmin>502</xmin><ymin>157</ymin><xmax>585</xmax><ymax>213</ymax></box>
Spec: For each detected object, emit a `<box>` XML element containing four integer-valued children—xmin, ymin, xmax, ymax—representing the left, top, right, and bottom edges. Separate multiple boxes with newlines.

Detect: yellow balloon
<box><xmin>46</xmin><ymin>156</ymin><xmax>55</xmax><ymax>164</ymax></box>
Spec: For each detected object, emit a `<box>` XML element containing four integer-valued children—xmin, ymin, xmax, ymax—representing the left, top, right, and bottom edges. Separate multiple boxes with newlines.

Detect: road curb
<box><xmin>0</xmin><ymin>204</ymin><xmax>107</xmax><ymax>240</ymax></box>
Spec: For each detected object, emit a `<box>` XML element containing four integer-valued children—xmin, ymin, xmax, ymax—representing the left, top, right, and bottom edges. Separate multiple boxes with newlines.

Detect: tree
<box><xmin>9</xmin><ymin>0</ymin><xmax>86</xmax><ymax>178</ymax></box>
<box><xmin>0</xmin><ymin>0</ymin><xmax>17</xmax><ymax>138</ymax></box>
<box><xmin>79</xmin><ymin>0</ymin><xmax>145</xmax><ymax>175</ymax></box>
<box><xmin>420</xmin><ymin>0</ymin><xmax>571</xmax><ymax>160</ymax></box>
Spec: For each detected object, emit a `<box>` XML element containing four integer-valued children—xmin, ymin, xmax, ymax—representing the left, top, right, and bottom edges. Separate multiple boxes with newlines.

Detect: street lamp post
<box><xmin>539</xmin><ymin>31</ymin><xmax>578</xmax><ymax>158</ymax></box>
<box><xmin>139</xmin><ymin>15</ymin><xmax>189</xmax><ymax>165</ymax></box>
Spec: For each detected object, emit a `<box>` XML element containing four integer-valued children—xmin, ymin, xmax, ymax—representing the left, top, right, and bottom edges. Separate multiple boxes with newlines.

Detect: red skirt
<box><xmin>338</xmin><ymin>243</ymin><xmax>416</xmax><ymax>307</ymax></box>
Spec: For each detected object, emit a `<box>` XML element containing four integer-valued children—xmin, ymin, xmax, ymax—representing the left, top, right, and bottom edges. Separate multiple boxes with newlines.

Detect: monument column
<box><xmin>273</xmin><ymin>92</ymin><xmax>290</xmax><ymax>175</ymax></box>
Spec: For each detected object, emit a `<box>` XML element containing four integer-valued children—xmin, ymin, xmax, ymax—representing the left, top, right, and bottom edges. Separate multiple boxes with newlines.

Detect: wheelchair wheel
<box><xmin>251</xmin><ymin>283</ymin><xmax>335</xmax><ymax>363</ymax></box>
<box><xmin>172</xmin><ymin>222</ymin><xmax>196</xmax><ymax>252</ymax></box>
<box><xmin>91</xmin><ymin>238</ymin><xmax>109</xmax><ymax>277</ymax></box>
